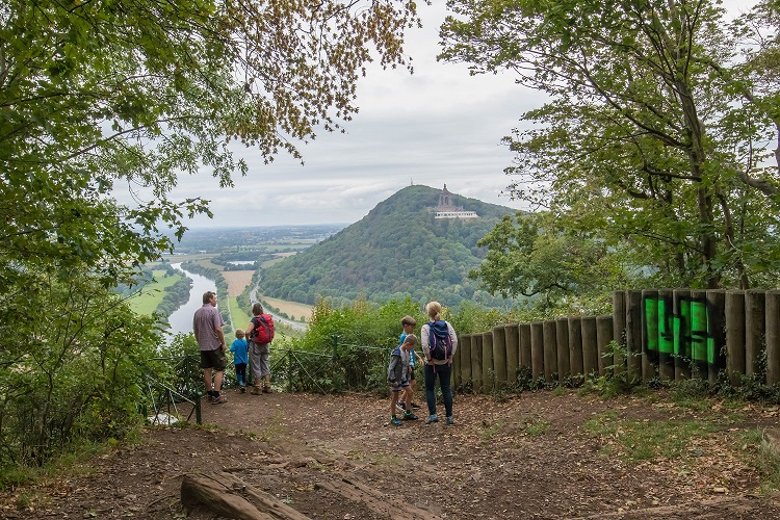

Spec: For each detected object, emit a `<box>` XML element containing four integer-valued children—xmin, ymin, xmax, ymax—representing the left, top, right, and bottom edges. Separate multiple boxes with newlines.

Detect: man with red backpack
<box><xmin>245</xmin><ymin>302</ymin><xmax>275</xmax><ymax>395</ymax></box>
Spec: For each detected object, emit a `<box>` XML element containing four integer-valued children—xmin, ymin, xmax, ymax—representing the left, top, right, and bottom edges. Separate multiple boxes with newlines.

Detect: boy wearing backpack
<box><xmin>245</xmin><ymin>303</ymin><xmax>275</xmax><ymax>395</ymax></box>
<box><xmin>387</xmin><ymin>334</ymin><xmax>419</xmax><ymax>426</ymax></box>
<box><xmin>421</xmin><ymin>301</ymin><xmax>458</xmax><ymax>425</ymax></box>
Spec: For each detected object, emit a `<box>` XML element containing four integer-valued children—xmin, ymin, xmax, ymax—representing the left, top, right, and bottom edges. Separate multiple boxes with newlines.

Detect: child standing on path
<box><xmin>387</xmin><ymin>334</ymin><xmax>419</xmax><ymax>426</ymax></box>
<box><xmin>397</xmin><ymin>315</ymin><xmax>423</xmax><ymax>411</ymax></box>
<box><xmin>229</xmin><ymin>329</ymin><xmax>249</xmax><ymax>392</ymax></box>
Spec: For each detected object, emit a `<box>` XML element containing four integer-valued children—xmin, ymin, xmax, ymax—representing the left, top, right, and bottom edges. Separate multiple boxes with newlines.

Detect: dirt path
<box><xmin>2</xmin><ymin>391</ymin><xmax>780</xmax><ymax>519</ymax></box>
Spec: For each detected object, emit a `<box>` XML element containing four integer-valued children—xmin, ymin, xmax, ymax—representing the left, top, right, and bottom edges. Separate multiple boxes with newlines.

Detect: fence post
<box><xmin>505</xmin><ymin>325</ymin><xmax>520</xmax><ymax>388</ymax></box>
<box><xmin>725</xmin><ymin>290</ymin><xmax>746</xmax><ymax>385</ymax></box>
<box><xmin>626</xmin><ymin>290</ymin><xmax>643</xmax><ymax>380</ymax></box>
<box><xmin>690</xmin><ymin>290</ymin><xmax>708</xmax><ymax>379</ymax></box>
<box><xmin>596</xmin><ymin>316</ymin><xmax>613</xmax><ymax>376</ymax></box>
<box><xmin>556</xmin><ymin>318</ymin><xmax>570</xmax><ymax>383</ymax></box>
<box><xmin>471</xmin><ymin>334</ymin><xmax>483</xmax><ymax>393</ymax></box>
<box><xmin>706</xmin><ymin>290</ymin><xmax>726</xmax><ymax>384</ymax></box>
<box><xmin>482</xmin><ymin>332</ymin><xmax>494</xmax><ymax>392</ymax></box>
<box><xmin>519</xmin><ymin>323</ymin><xmax>532</xmax><ymax>375</ymax></box>
<box><xmin>581</xmin><ymin>317</ymin><xmax>598</xmax><ymax>379</ymax></box>
<box><xmin>673</xmin><ymin>289</ymin><xmax>691</xmax><ymax>380</ymax></box>
<box><xmin>612</xmin><ymin>291</ymin><xmax>626</xmax><ymax>375</ymax></box>
<box><xmin>530</xmin><ymin>322</ymin><xmax>544</xmax><ymax>380</ymax></box>
<box><xmin>543</xmin><ymin>320</ymin><xmax>558</xmax><ymax>382</ymax></box>
<box><xmin>493</xmin><ymin>326</ymin><xmax>508</xmax><ymax>387</ymax></box>
<box><xmin>642</xmin><ymin>289</ymin><xmax>659</xmax><ymax>381</ymax></box>
<box><xmin>745</xmin><ymin>289</ymin><xmax>766</xmax><ymax>379</ymax></box>
<box><xmin>658</xmin><ymin>289</ymin><xmax>675</xmax><ymax>381</ymax></box>
<box><xmin>459</xmin><ymin>335</ymin><xmax>473</xmax><ymax>389</ymax></box>
<box><xmin>766</xmin><ymin>290</ymin><xmax>780</xmax><ymax>385</ymax></box>
<box><xmin>568</xmin><ymin>317</ymin><xmax>583</xmax><ymax>379</ymax></box>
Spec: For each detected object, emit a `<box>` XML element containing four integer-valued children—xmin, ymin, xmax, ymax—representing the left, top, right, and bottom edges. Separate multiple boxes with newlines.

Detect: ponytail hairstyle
<box><xmin>425</xmin><ymin>301</ymin><xmax>442</xmax><ymax>321</ymax></box>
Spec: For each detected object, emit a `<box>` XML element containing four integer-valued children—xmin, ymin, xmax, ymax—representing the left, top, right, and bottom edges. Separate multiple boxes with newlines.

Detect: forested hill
<box><xmin>259</xmin><ymin>185</ymin><xmax>519</xmax><ymax>308</ymax></box>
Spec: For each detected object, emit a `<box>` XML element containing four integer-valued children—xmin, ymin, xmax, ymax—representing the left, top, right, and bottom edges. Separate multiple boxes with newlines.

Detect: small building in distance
<box><xmin>434</xmin><ymin>184</ymin><xmax>479</xmax><ymax>219</ymax></box>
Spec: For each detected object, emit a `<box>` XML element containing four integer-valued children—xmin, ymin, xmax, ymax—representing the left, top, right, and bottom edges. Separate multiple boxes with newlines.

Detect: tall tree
<box><xmin>0</xmin><ymin>0</ymin><xmax>419</xmax><ymax>467</ymax></box>
<box><xmin>440</xmin><ymin>0</ymin><xmax>780</xmax><ymax>289</ymax></box>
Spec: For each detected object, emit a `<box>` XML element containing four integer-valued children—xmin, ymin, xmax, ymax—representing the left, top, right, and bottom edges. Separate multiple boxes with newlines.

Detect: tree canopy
<box><xmin>440</xmin><ymin>0</ymin><xmax>780</xmax><ymax>290</ymax></box>
<box><xmin>0</xmin><ymin>0</ymin><xmax>419</xmax><ymax>468</ymax></box>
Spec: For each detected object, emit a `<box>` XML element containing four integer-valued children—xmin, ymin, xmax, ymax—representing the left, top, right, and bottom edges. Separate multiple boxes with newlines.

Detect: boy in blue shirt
<box><xmin>397</xmin><ymin>315</ymin><xmax>423</xmax><ymax>411</ymax></box>
<box><xmin>229</xmin><ymin>329</ymin><xmax>249</xmax><ymax>392</ymax></box>
<box><xmin>388</xmin><ymin>334</ymin><xmax>419</xmax><ymax>426</ymax></box>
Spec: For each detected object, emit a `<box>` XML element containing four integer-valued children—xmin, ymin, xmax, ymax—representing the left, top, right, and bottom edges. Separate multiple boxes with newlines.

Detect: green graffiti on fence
<box><xmin>643</xmin><ymin>295</ymin><xmax>720</xmax><ymax>371</ymax></box>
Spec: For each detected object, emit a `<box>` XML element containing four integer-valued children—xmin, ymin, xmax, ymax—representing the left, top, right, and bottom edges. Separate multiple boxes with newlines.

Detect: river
<box><xmin>167</xmin><ymin>263</ymin><xmax>217</xmax><ymax>336</ymax></box>
<box><xmin>167</xmin><ymin>263</ymin><xmax>307</xmax><ymax>336</ymax></box>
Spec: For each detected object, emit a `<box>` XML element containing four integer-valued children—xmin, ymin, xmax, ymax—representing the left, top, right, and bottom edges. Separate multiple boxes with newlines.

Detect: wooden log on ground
<box><xmin>471</xmin><ymin>334</ymin><xmax>483</xmax><ymax>393</ymax></box>
<box><xmin>482</xmin><ymin>332</ymin><xmax>494</xmax><ymax>392</ymax></box>
<box><xmin>181</xmin><ymin>471</ymin><xmax>311</xmax><ymax>520</ymax></box>
<box><xmin>766</xmin><ymin>290</ymin><xmax>780</xmax><ymax>385</ymax></box>
<box><xmin>315</xmin><ymin>477</ymin><xmax>441</xmax><ymax>519</ymax></box>
<box><xmin>568</xmin><ymin>317</ymin><xmax>584</xmax><ymax>379</ymax></box>
<box><xmin>612</xmin><ymin>291</ymin><xmax>626</xmax><ymax>375</ymax></box>
<box><xmin>725</xmin><ymin>291</ymin><xmax>746</xmax><ymax>385</ymax></box>
<box><xmin>596</xmin><ymin>316</ymin><xmax>613</xmax><ymax>376</ymax></box>
<box><xmin>530</xmin><ymin>322</ymin><xmax>544</xmax><ymax>380</ymax></box>
<box><xmin>556</xmin><ymin>318</ymin><xmax>570</xmax><ymax>382</ymax></box>
<box><xmin>505</xmin><ymin>324</ymin><xmax>520</xmax><ymax>387</ymax></box>
<box><xmin>745</xmin><ymin>289</ymin><xmax>766</xmax><ymax>379</ymax></box>
<box><xmin>625</xmin><ymin>290</ymin><xmax>643</xmax><ymax>380</ymax></box>
<box><xmin>543</xmin><ymin>320</ymin><xmax>558</xmax><ymax>382</ymax></box>
<box><xmin>492</xmin><ymin>326</ymin><xmax>508</xmax><ymax>387</ymax></box>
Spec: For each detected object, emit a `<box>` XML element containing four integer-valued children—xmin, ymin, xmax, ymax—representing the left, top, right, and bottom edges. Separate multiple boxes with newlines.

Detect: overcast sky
<box><xmin>167</xmin><ymin>2</ymin><xmax>536</xmax><ymax>228</ymax></box>
<box><xmin>164</xmin><ymin>0</ymin><xmax>753</xmax><ymax>229</ymax></box>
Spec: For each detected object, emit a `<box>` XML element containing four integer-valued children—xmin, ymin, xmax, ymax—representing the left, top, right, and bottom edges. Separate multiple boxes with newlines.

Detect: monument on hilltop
<box><xmin>433</xmin><ymin>184</ymin><xmax>479</xmax><ymax>219</ymax></box>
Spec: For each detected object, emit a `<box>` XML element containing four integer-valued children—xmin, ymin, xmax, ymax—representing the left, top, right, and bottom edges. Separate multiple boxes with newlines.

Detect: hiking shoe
<box><xmin>403</xmin><ymin>411</ymin><xmax>419</xmax><ymax>421</ymax></box>
<box><xmin>410</xmin><ymin>402</ymin><xmax>421</xmax><ymax>409</ymax></box>
<box><xmin>250</xmin><ymin>386</ymin><xmax>262</xmax><ymax>395</ymax></box>
<box><xmin>262</xmin><ymin>386</ymin><xmax>273</xmax><ymax>394</ymax></box>
<box><xmin>239</xmin><ymin>386</ymin><xmax>246</xmax><ymax>393</ymax></box>
<box><xmin>212</xmin><ymin>395</ymin><xmax>228</xmax><ymax>405</ymax></box>
<box><xmin>446</xmin><ymin>416</ymin><xmax>455</xmax><ymax>425</ymax></box>
<box><xmin>390</xmin><ymin>416</ymin><xmax>402</xmax><ymax>427</ymax></box>
<box><xmin>425</xmin><ymin>414</ymin><xmax>438</xmax><ymax>424</ymax></box>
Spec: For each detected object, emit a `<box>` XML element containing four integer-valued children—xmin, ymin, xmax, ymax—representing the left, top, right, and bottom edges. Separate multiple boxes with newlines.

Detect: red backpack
<box><xmin>250</xmin><ymin>314</ymin><xmax>275</xmax><ymax>344</ymax></box>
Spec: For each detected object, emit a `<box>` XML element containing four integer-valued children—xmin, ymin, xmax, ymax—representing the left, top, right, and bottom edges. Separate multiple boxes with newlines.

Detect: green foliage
<box><xmin>0</xmin><ymin>275</ymin><xmax>162</xmax><ymax>468</ymax></box>
<box><xmin>441</xmin><ymin>0</ymin><xmax>780</xmax><ymax>290</ymax></box>
<box><xmin>260</xmin><ymin>185</ymin><xmax>520</xmax><ymax>308</ymax></box>
<box><xmin>1</xmin><ymin>0</ymin><xmax>418</xmax><ymax>472</ymax></box>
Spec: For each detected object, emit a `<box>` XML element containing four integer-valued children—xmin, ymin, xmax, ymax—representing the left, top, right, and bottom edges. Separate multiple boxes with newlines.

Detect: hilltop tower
<box><xmin>434</xmin><ymin>184</ymin><xmax>479</xmax><ymax>219</ymax></box>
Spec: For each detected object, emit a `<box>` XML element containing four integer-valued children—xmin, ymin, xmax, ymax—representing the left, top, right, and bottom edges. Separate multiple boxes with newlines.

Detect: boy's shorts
<box><xmin>390</xmin><ymin>381</ymin><xmax>410</xmax><ymax>392</ymax></box>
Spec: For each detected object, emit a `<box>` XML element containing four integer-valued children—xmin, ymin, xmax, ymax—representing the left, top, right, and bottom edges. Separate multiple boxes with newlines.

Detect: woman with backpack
<box><xmin>421</xmin><ymin>301</ymin><xmax>458</xmax><ymax>425</ymax></box>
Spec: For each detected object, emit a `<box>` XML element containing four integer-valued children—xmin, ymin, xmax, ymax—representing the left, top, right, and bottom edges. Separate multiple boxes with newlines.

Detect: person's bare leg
<box><xmin>203</xmin><ymin>368</ymin><xmax>213</xmax><ymax>396</ymax></box>
<box><xmin>213</xmin><ymin>370</ymin><xmax>224</xmax><ymax>393</ymax></box>
<box><xmin>390</xmin><ymin>391</ymin><xmax>399</xmax><ymax>416</ymax></box>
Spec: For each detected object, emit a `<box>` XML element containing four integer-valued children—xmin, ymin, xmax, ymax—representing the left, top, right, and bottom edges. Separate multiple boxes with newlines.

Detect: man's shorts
<box><xmin>390</xmin><ymin>381</ymin><xmax>410</xmax><ymax>393</ymax></box>
<box><xmin>200</xmin><ymin>348</ymin><xmax>227</xmax><ymax>371</ymax></box>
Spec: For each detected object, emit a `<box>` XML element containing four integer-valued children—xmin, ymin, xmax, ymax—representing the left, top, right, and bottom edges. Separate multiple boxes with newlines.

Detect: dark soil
<box><xmin>2</xmin><ymin>389</ymin><xmax>780</xmax><ymax>519</ymax></box>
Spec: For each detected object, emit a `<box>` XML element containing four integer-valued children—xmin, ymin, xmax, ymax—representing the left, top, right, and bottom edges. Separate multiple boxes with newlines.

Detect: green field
<box><xmin>229</xmin><ymin>296</ymin><xmax>252</xmax><ymax>332</ymax></box>
<box><xmin>128</xmin><ymin>270</ymin><xmax>185</xmax><ymax>315</ymax></box>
